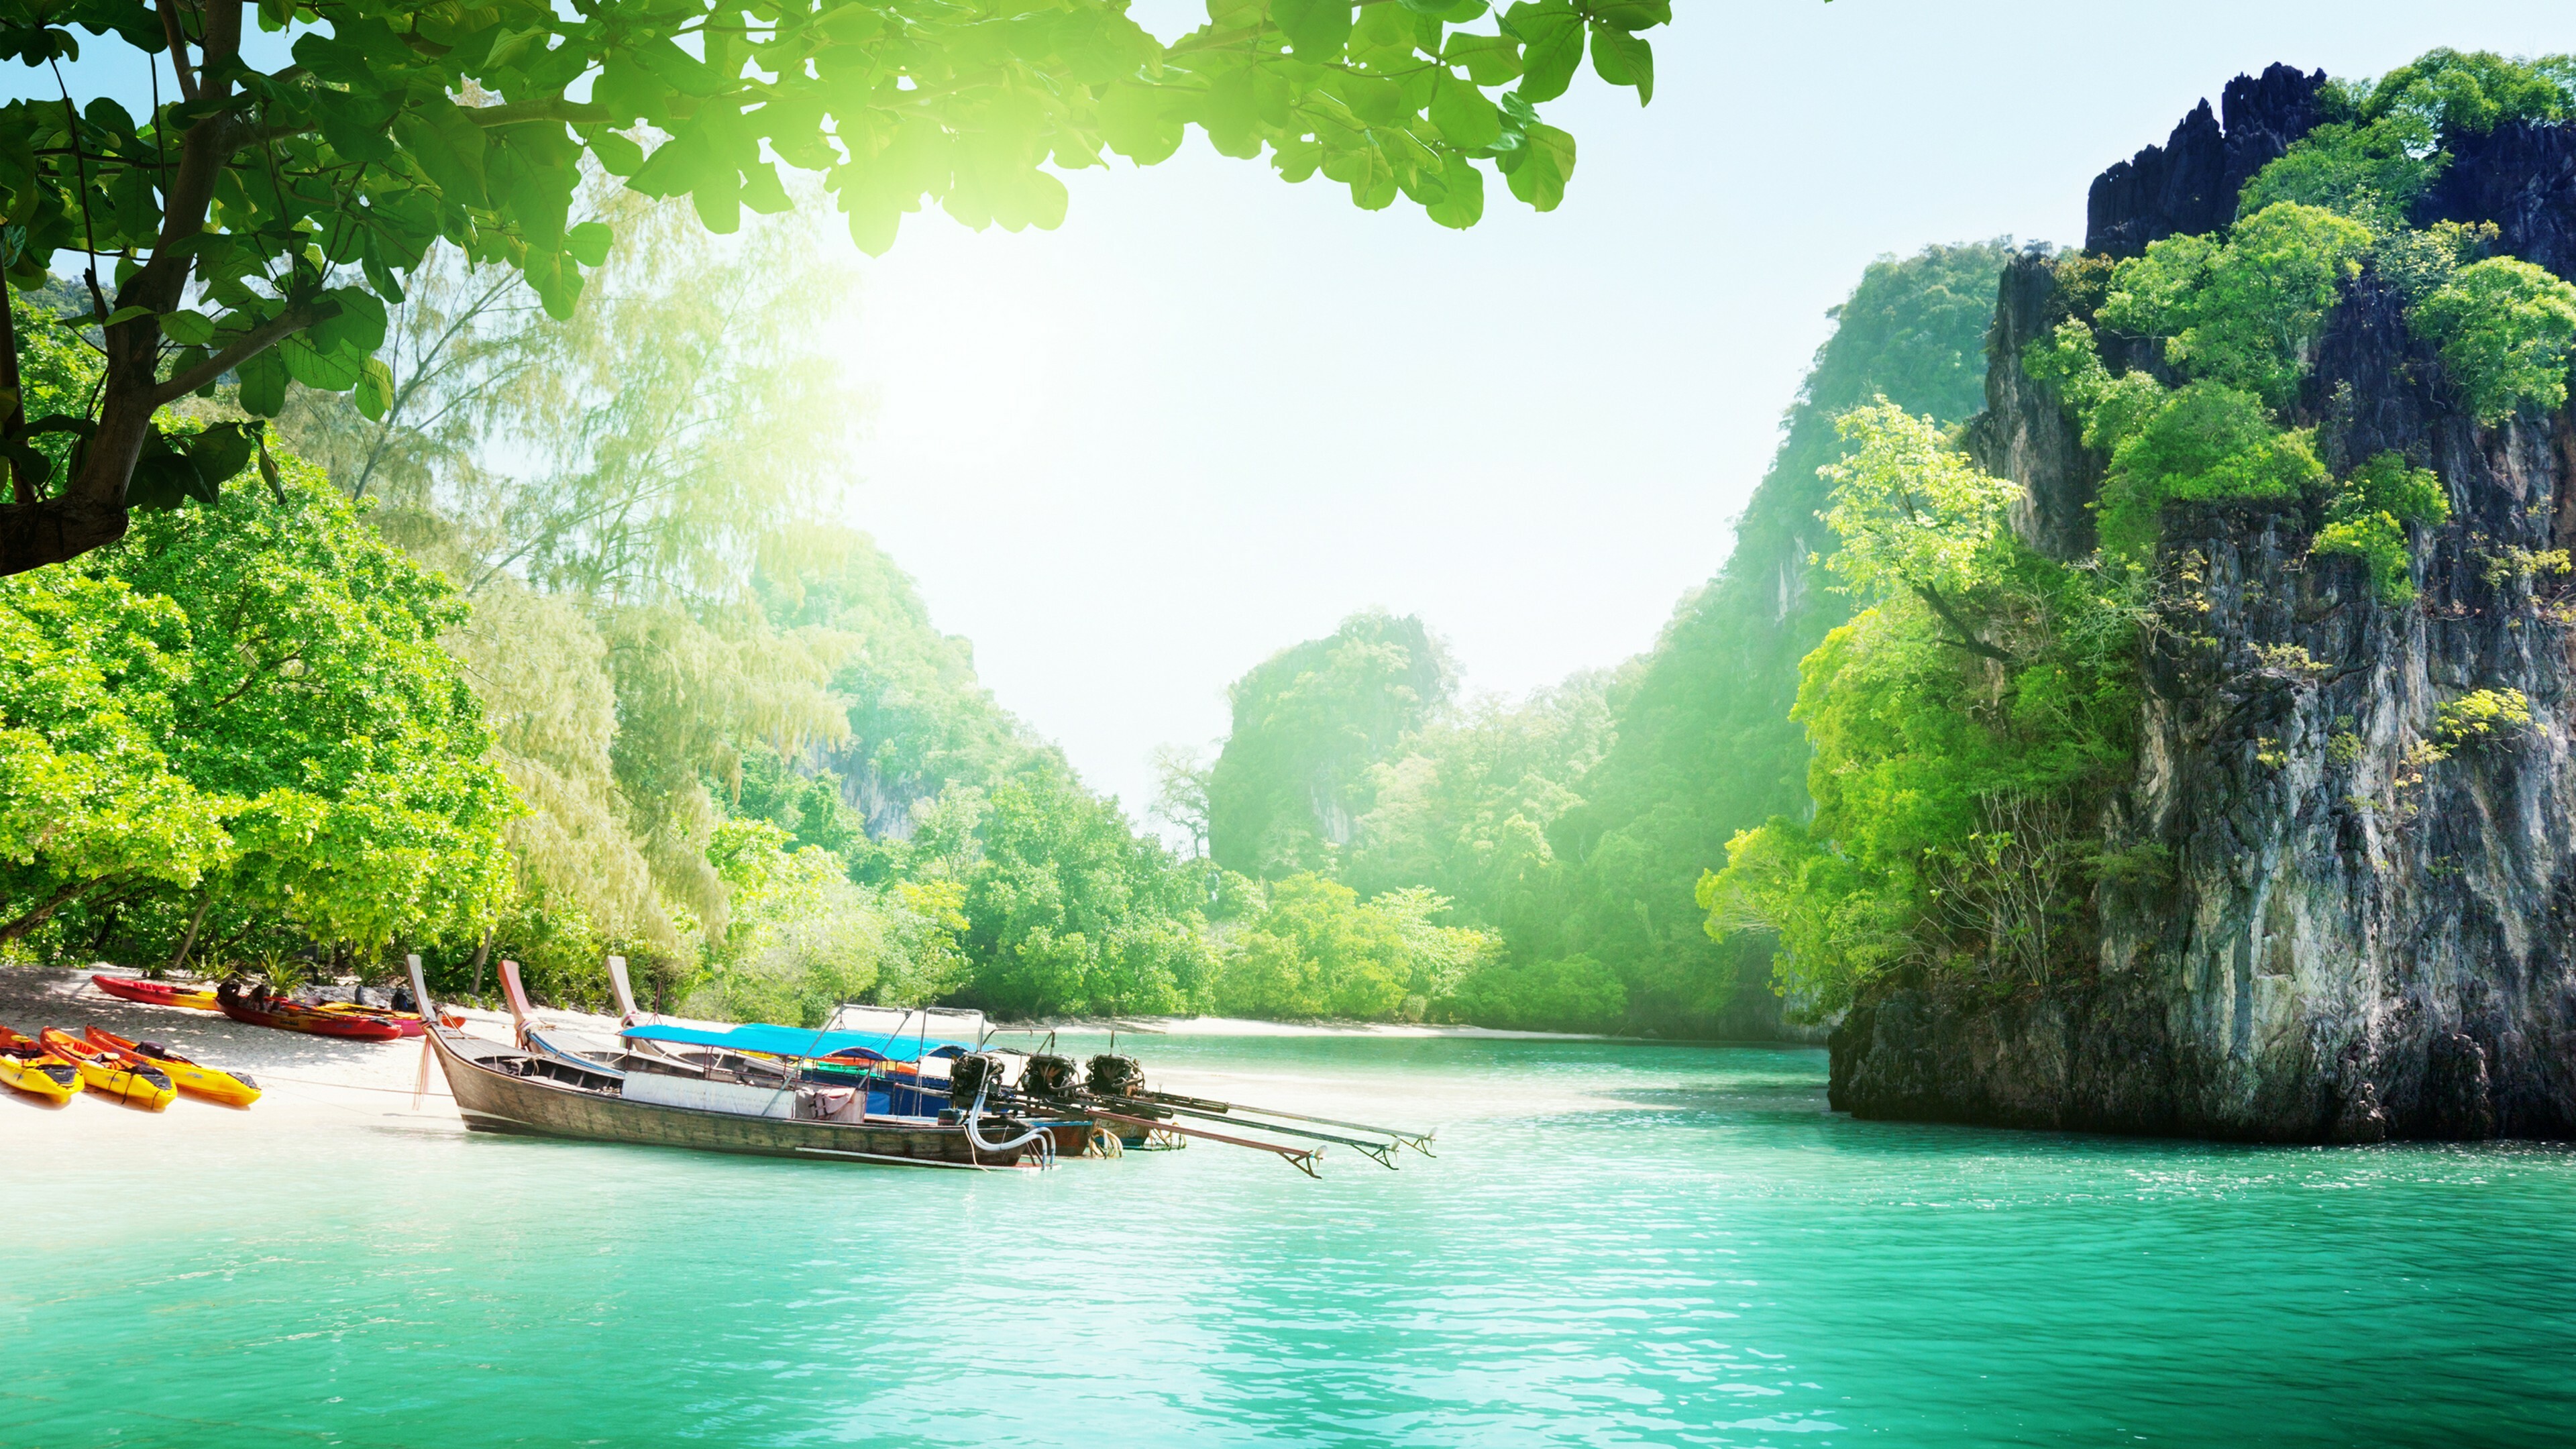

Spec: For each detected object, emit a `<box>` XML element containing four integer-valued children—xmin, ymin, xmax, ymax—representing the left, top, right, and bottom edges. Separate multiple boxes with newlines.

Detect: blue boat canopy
<box><xmin>621</xmin><ymin>1020</ymin><xmax>975</xmax><ymax>1063</ymax></box>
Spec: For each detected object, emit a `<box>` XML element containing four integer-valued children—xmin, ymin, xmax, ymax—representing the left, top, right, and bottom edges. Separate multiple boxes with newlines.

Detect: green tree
<box><xmin>3</xmin><ymin>449</ymin><xmax>514</xmax><ymax>967</ymax></box>
<box><xmin>1213</xmin><ymin>872</ymin><xmax>1407</xmax><ymax>1020</ymax></box>
<box><xmin>0</xmin><ymin>567</ymin><xmax>229</xmax><ymax>944</ymax></box>
<box><xmin>1208</xmin><ymin>610</ymin><xmax>1454</xmax><ymax>877</ymax></box>
<box><xmin>1543</xmin><ymin>241</ymin><xmax>2011</xmax><ymax>1033</ymax></box>
<box><xmin>0</xmin><ymin>0</ymin><xmax>1674</xmax><ymax>575</ymax></box>
<box><xmin>1816</xmin><ymin>398</ymin><xmax>2023</xmax><ymax>660</ymax></box>
<box><xmin>2408</xmin><ymin>257</ymin><xmax>2576</xmax><ymax>423</ymax></box>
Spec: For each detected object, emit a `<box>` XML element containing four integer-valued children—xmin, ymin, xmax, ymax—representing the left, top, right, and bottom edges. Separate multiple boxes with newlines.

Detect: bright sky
<box><xmin>11</xmin><ymin>3</ymin><xmax>2571</xmax><ymax>823</ymax></box>
<box><xmin>829</xmin><ymin>0</ymin><xmax>2571</xmax><ymax>820</ymax></box>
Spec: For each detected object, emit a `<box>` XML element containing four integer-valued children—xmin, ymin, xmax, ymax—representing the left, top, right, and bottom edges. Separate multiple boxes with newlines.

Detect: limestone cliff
<box><xmin>1833</xmin><ymin>68</ymin><xmax>2576</xmax><ymax>1140</ymax></box>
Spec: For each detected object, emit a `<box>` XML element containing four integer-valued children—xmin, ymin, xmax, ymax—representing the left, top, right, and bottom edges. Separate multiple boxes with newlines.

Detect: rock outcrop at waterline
<box><xmin>1833</xmin><ymin>68</ymin><xmax>2576</xmax><ymax>1141</ymax></box>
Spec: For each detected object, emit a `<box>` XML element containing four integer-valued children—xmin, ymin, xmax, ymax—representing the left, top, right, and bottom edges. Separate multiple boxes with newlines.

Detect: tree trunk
<box><xmin>0</xmin><ymin>877</ymin><xmax>99</xmax><ymax>945</ymax></box>
<box><xmin>468</xmin><ymin>927</ymin><xmax>494</xmax><ymax>1000</ymax></box>
<box><xmin>0</xmin><ymin>3</ymin><xmax>247</xmax><ymax>576</ymax></box>
<box><xmin>166</xmin><ymin>890</ymin><xmax>215</xmax><ymax>976</ymax></box>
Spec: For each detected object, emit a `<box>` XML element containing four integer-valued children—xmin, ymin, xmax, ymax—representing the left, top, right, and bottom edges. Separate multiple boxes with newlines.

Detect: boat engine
<box><xmin>948</xmin><ymin>1052</ymin><xmax>1010</xmax><ymax>1108</ymax></box>
<box><xmin>1022</xmin><ymin>1053</ymin><xmax>1080</xmax><ymax>1098</ymax></box>
<box><xmin>1086</xmin><ymin>1053</ymin><xmax>1144</xmax><ymax>1098</ymax></box>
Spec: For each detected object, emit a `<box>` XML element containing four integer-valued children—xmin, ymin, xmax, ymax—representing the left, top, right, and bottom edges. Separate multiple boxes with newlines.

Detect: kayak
<box><xmin>40</xmin><ymin>1027</ymin><xmax>176</xmax><ymax>1110</ymax></box>
<box><xmin>0</xmin><ymin>1024</ymin><xmax>81</xmax><ymax>1104</ymax></box>
<box><xmin>311</xmin><ymin>1002</ymin><xmax>465</xmax><ymax>1036</ymax></box>
<box><xmin>83</xmin><ymin>1026</ymin><xmax>262</xmax><ymax>1108</ymax></box>
<box><xmin>215</xmin><ymin>984</ymin><xmax>407</xmax><ymax>1042</ymax></box>
<box><xmin>90</xmin><ymin>974</ymin><xmax>221</xmax><ymax>1012</ymax></box>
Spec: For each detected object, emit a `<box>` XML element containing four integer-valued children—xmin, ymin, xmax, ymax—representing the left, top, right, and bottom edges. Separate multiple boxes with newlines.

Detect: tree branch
<box><xmin>158</xmin><ymin>0</ymin><xmax>201</xmax><ymax>101</ymax></box>
<box><xmin>152</xmin><ymin>306</ymin><xmax>313</xmax><ymax>405</ymax></box>
<box><xmin>0</xmin><ymin>876</ymin><xmax>111</xmax><ymax>945</ymax></box>
<box><xmin>1913</xmin><ymin>582</ymin><xmax>2017</xmax><ymax>664</ymax></box>
<box><xmin>471</xmin><ymin>96</ymin><xmax>611</xmax><ymax>128</ymax></box>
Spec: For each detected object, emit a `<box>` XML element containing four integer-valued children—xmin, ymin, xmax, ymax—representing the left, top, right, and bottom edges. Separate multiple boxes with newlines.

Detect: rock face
<box><xmin>1834</xmin><ymin>71</ymin><xmax>2576</xmax><ymax>1141</ymax></box>
<box><xmin>1965</xmin><ymin>250</ymin><xmax>2100</xmax><ymax>561</ymax></box>
<box><xmin>2086</xmin><ymin>64</ymin><xmax>2328</xmax><ymax>257</ymax></box>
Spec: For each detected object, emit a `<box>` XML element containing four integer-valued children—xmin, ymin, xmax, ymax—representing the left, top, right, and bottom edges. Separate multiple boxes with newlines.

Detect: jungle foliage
<box><xmin>0</xmin><ymin>294</ymin><xmax>513</xmax><ymax>969</ymax></box>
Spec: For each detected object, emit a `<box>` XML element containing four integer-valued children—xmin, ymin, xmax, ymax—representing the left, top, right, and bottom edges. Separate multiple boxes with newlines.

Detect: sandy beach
<box><xmin>0</xmin><ymin>965</ymin><xmax>498</xmax><ymax>1146</ymax></box>
<box><xmin>0</xmin><ymin>965</ymin><xmax>1647</xmax><ymax>1149</ymax></box>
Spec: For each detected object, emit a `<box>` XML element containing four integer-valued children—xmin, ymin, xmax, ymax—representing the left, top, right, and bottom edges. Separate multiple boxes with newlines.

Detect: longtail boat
<box><xmin>215</xmin><ymin>980</ymin><xmax>407</xmax><ymax>1041</ymax></box>
<box><xmin>41</xmin><ymin>1028</ymin><xmax>176</xmax><ymax>1109</ymax></box>
<box><xmin>83</xmin><ymin>1027</ymin><xmax>262</xmax><ymax>1108</ymax></box>
<box><xmin>89</xmin><ymin>974</ymin><xmax>221</xmax><ymax>1012</ymax></box>
<box><xmin>598</xmin><ymin>958</ymin><xmax>1110</xmax><ymax>1149</ymax></box>
<box><xmin>0</xmin><ymin>1025</ymin><xmax>82</xmax><ymax>1104</ymax></box>
<box><xmin>405</xmin><ymin>956</ymin><xmax>1054</xmax><ymax>1171</ymax></box>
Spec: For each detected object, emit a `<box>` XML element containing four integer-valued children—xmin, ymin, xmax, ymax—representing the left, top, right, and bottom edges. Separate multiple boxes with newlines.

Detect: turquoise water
<box><xmin>5</xmin><ymin>1035</ymin><xmax>2573</xmax><ymax>1448</ymax></box>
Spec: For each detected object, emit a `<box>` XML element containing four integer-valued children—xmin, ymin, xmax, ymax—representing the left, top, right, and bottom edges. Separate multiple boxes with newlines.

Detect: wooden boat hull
<box><xmin>90</xmin><ymin>975</ymin><xmax>221</xmax><ymax>1012</ymax></box>
<box><xmin>413</xmin><ymin>981</ymin><xmax>1034</xmax><ymax>1170</ymax></box>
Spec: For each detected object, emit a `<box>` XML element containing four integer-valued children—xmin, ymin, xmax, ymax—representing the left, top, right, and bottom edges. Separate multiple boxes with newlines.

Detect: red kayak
<box><xmin>91</xmin><ymin>975</ymin><xmax>223</xmax><ymax>1012</ymax></box>
<box><xmin>215</xmin><ymin>981</ymin><xmax>407</xmax><ymax>1041</ymax></box>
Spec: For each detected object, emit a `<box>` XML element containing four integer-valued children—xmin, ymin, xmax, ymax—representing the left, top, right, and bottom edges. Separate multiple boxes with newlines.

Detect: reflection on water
<box><xmin>3</xmin><ymin>1035</ymin><xmax>2571</xmax><ymax>1447</ymax></box>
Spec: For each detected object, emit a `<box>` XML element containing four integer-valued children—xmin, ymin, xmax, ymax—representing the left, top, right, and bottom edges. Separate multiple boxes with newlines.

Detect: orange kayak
<box><xmin>215</xmin><ymin>982</ymin><xmax>408</xmax><ymax>1041</ymax></box>
<box><xmin>83</xmin><ymin>1026</ymin><xmax>262</xmax><ymax>1108</ymax></box>
<box><xmin>0</xmin><ymin>1024</ymin><xmax>81</xmax><ymax>1104</ymax></box>
<box><xmin>41</xmin><ymin>1027</ymin><xmax>176</xmax><ymax>1109</ymax></box>
<box><xmin>90</xmin><ymin>974</ymin><xmax>221</xmax><ymax>1012</ymax></box>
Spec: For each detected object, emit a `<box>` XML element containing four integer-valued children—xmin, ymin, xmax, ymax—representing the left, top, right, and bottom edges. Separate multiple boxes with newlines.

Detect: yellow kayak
<box><xmin>42</xmin><ymin>1027</ymin><xmax>176</xmax><ymax>1110</ymax></box>
<box><xmin>84</xmin><ymin>1026</ymin><xmax>262</xmax><ymax>1108</ymax></box>
<box><xmin>0</xmin><ymin>1024</ymin><xmax>81</xmax><ymax>1104</ymax></box>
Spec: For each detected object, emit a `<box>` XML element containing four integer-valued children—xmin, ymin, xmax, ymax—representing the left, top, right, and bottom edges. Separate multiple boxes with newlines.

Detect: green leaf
<box><xmin>237</xmin><ymin>351</ymin><xmax>288</xmax><ymax>418</ymax></box>
<box><xmin>278</xmin><ymin>333</ymin><xmax>364</xmax><ymax>392</ymax></box>
<box><xmin>581</xmin><ymin>127</ymin><xmax>647</xmax><ymax>177</ymax></box>
<box><xmin>1273</xmin><ymin>0</ymin><xmax>1356</xmax><ymax>60</ymax></box>
<box><xmin>1340</xmin><ymin>74</ymin><xmax>1409</xmax><ymax>127</ymax></box>
<box><xmin>1505</xmin><ymin>121</ymin><xmax>1573</xmax><ymax>210</ymax></box>
<box><xmin>103</xmin><ymin>305</ymin><xmax>153</xmax><ymax>327</ymax></box>
<box><xmin>1592</xmin><ymin>1</ymin><xmax>1671</xmax><ymax>25</ymax></box>
<box><xmin>815</xmin><ymin>3</ymin><xmax>888</xmax><ymax>44</ymax></box>
<box><xmin>160</xmin><ymin>309</ymin><xmax>217</xmax><ymax>345</ymax></box>
<box><xmin>256</xmin><ymin>437</ymin><xmax>286</xmax><ymax>503</ymax></box>
<box><xmin>1442</xmin><ymin>31</ymin><xmax>1522</xmax><ymax>85</ymax></box>
<box><xmin>565</xmin><ymin>221</ymin><xmax>614</xmax><ymax>268</ymax></box>
<box><xmin>1430</xmin><ymin>73</ymin><xmax>1503</xmax><ymax>150</ymax></box>
<box><xmin>1</xmin><ymin>440</ymin><xmax>50</xmax><ymax>489</ymax></box>
<box><xmin>129</xmin><ymin>451</ymin><xmax>209</xmax><ymax>511</ymax></box>
<box><xmin>1505</xmin><ymin>1</ymin><xmax>1582</xmax><ymax>103</ymax></box>
<box><xmin>1097</xmin><ymin>81</ymin><xmax>1185</xmax><ymax>165</ymax></box>
<box><xmin>482</xmin><ymin>25</ymin><xmax>549</xmax><ymax>72</ymax></box>
<box><xmin>1425</xmin><ymin>152</ymin><xmax>1486</xmax><ymax>229</ymax></box>
<box><xmin>186</xmin><ymin>423</ymin><xmax>258</xmax><ymax>483</ymax></box>
<box><xmin>356</xmin><ymin>358</ymin><xmax>395</xmax><ymax>422</ymax></box>
<box><xmin>1589</xmin><ymin>23</ymin><xmax>1653</xmax><ymax>103</ymax></box>
<box><xmin>392</xmin><ymin>101</ymin><xmax>490</xmax><ymax>207</ymax></box>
